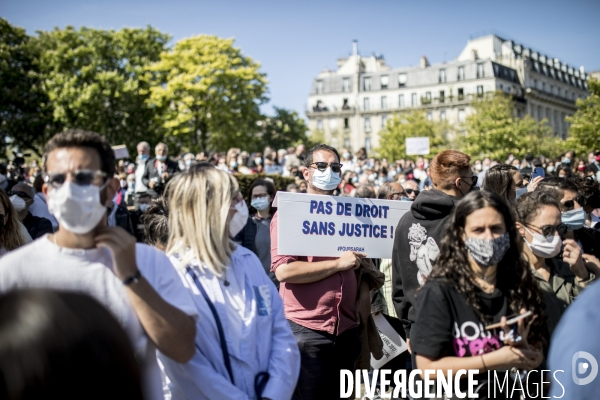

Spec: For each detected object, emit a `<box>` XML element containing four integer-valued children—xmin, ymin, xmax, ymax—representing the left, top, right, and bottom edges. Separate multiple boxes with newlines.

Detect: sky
<box><xmin>2</xmin><ymin>0</ymin><xmax>599</xmax><ymax>118</ymax></box>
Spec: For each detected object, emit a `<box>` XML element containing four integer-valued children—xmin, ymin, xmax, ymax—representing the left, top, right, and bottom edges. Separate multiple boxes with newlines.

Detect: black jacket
<box><xmin>574</xmin><ymin>226</ymin><xmax>600</xmax><ymax>260</ymax></box>
<box><xmin>391</xmin><ymin>189</ymin><xmax>459</xmax><ymax>338</ymax></box>
<box><xmin>141</xmin><ymin>158</ymin><xmax>180</xmax><ymax>197</ymax></box>
<box><xmin>22</xmin><ymin>212</ymin><xmax>53</xmax><ymax>240</ymax></box>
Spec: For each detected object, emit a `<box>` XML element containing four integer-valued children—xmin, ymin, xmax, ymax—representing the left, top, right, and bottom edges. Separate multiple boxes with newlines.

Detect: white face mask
<box><xmin>48</xmin><ymin>182</ymin><xmax>107</xmax><ymax>234</ymax></box>
<box><xmin>10</xmin><ymin>195</ymin><xmax>27</xmax><ymax>212</ymax></box>
<box><xmin>312</xmin><ymin>167</ymin><xmax>342</xmax><ymax>191</ymax></box>
<box><xmin>523</xmin><ymin>227</ymin><xmax>562</xmax><ymax>258</ymax></box>
<box><xmin>229</xmin><ymin>200</ymin><xmax>249</xmax><ymax>237</ymax></box>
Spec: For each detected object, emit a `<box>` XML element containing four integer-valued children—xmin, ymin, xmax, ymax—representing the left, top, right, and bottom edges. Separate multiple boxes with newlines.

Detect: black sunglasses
<box><xmin>527</xmin><ymin>223</ymin><xmax>568</xmax><ymax>238</ymax></box>
<box><xmin>404</xmin><ymin>189</ymin><xmax>420</xmax><ymax>196</ymax></box>
<box><xmin>308</xmin><ymin>162</ymin><xmax>343</xmax><ymax>173</ymax></box>
<box><xmin>45</xmin><ymin>169</ymin><xmax>108</xmax><ymax>188</ymax></box>
<box><xmin>7</xmin><ymin>190</ymin><xmax>31</xmax><ymax>200</ymax></box>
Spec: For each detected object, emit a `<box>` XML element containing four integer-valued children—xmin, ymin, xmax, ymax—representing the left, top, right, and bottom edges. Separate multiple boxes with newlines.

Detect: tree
<box><xmin>147</xmin><ymin>35</ymin><xmax>268</xmax><ymax>153</ymax></box>
<box><xmin>257</xmin><ymin>107</ymin><xmax>307</xmax><ymax>151</ymax></box>
<box><xmin>566</xmin><ymin>78</ymin><xmax>600</xmax><ymax>155</ymax></box>
<box><xmin>32</xmin><ymin>25</ymin><xmax>170</xmax><ymax>153</ymax></box>
<box><xmin>0</xmin><ymin>18</ymin><xmax>54</xmax><ymax>156</ymax></box>
<box><xmin>377</xmin><ymin>109</ymin><xmax>448</xmax><ymax>161</ymax></box>
<box><xmin>463</xmin><ymin>92</ymin><xmax>565</xmax><ymax>160</ymax></box>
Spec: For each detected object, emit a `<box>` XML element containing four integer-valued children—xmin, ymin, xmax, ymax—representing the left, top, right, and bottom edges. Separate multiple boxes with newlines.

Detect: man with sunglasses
<box><xmin>401</xmin><ymin>179</ymin><xmax>420</xmax><ymax>201</ymax></box>
<box><xmin>270</xmin><ymin>144</ymin><xmax>366</xmax><ymax>400</ymax></box>
<box><xmin>0</xmin><ymin>130</ymin><xmax>197</xmax><ymax>400</ymax></box>
<box><xmin>8</xmin><ymin>182</ymin><xmax>52</xmax><ymax>240</ymax></box>
<box><xmin>392</xmin><ymin>150</ymin><xmax>473</xmax><ymax>365</ymax></box>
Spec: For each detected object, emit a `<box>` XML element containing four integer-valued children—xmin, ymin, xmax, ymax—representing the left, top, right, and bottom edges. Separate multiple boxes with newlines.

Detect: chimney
<box><xmin>420</xmin><ymin>56</ymin><xmax>430</xmax><ymax>68</ymax></box>
<box><xmin>471</xmin><ymin>49</ymin><xmax>478</xmax><ymax>61</ymax></box>
<box><xmin>352</xmin><ymin>40</ymin><xmax>358</xmax><ymax>56</ymax></box>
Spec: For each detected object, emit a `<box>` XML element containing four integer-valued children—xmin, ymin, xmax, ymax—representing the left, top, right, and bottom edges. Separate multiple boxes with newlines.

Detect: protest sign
<box><xmin>112</xmin><ymin>144</ymin><xmax>130</xmax><ymax>160</ymax></box>
<box><xmin>405</xmin><ymin>137</ymin><xmax>430</xmax><ymax>155</ymax></box>
<box><xmin>273</xmin><ymin>192</ymin><xmax>410</xmax><ymax>258</ymax></box>
<box><xmin>370</xmin><ymin>313</ymin><xmax>408</xmax><ymax>369</ymax></box>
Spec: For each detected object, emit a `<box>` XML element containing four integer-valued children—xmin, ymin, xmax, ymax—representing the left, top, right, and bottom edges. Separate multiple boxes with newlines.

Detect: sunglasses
<box><xmin>7</xmin><ymin>190</ymin><xmax>31</xmax><ymax>200</ymax></box>
<box><xmin>45</xmin><ymin>169</ymin><xmax>108</xmax><ymax>189</ymax></box>
<box><xmin>527</xmin><ymin>223</ymin><xmax>568</xmax><ymax>238</ymax></box>
<box><xmin>308</xmin><ymin>162</ymin><xmax>343</xmax><ymax>173</ymax></box>
<box><xmin>404</xmin><ymin>189</ymin><xmax>420</xmax><ymax>196</ymax></box>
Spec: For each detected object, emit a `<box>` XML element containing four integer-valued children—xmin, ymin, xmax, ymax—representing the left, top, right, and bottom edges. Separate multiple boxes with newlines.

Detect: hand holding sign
<box><xmin>337</xmin><ymin>251</ymin><xmax>367</xmax><ymax>271</ymax></box>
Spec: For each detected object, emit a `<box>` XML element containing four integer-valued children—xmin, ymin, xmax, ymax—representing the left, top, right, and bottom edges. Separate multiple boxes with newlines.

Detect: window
<box><xmin>533</xmin><ymin>79</ymin><xmax>537</xmax><ymax>89</ymax></box>
<box><xmin>558</xmin><ymin>87</ymin><xmax>561</xmax><ymax>97</ymax></box>
<box><xmin>316</xmin><ymin>80</ymin><xmax>323</xmax><ymax>94</ymax></box>
<box><xmin>477</xmin><ymin>85</ymin><xmax>484</xmax><ymax>97</ymax></box>
<box><xmin>398</xmin><ymin>73</ymin><xmax>407</xmax><ymax>87</ymax></box>
<box><xmin>381</xmin><ymin>96</ymin><xmax>387</xmax><ymax>109</ymax></box>
<box><xmin>343</xmin><ymin>78</ymin><xmax>350</xmax><ymax>92</ymax></box>
<box><xmin>440</xmin><ymin>111</ymin><xmax>446</xmax><ymax>121</ymax></box>
<box><xmin>477</xmin><ymin>63</ymin><xmax>484</xmax><ymax>78</ymax></box>
<box><xmin>317</xmin><ymin>119</ymin><xmax>323</xmax><ymax>130</ymax></box>
<box><xmin>363</xmin><ymin>77</ymin><xmax>371</xmax><ymax>91</ymax></box>
<box><xmin>458</xmin><ymin>109</ymin><xmax>466</xmax><ymax>123</ymax></box>
<box><xmin>439</xmin><ymin>90</ymin><xmax>445</xmax><ymax>103</ymax></box>
<box><xmin>458</xmin><ymin>66</ymin><xmax>465</xmax><ymax>81</ymax></box>
<box><xmin>381</xmin><ymin>115</ymin><xmax>388</xmax><ymax>128</ymax></box>
<box><xmin>365</xmin><ymin>137</ymin><xmax>372</xmax><ymax>152</ymax></box>
<box><xmin>411</xmin><ymin>93</ymin><xmax>418</xmax><ymax>106</ymax></box>
<box><xmin>380</xmin><ymin>75</ymin><xmax>389</xmax><ymax>89</ymax></box>
<box><xmin>398</xmin><ymin>94</ymin><xmax>405</xmax><ymax>108</ymax></box>
<box><xmin>344</xmin><ymin>138</ymin><xmax>351</xmax><ymax>148</ymax></box>
<box><xmin>458</xmin><ymin>88</ymin><xmax>464</xmax><ymax>100</ymax></box>
<box><xmin>364</xmin><ymin>118</ymin><xmax>371</xmax><ymax>132</ymax></box>
<box><xmin>342</xmin><ymin>98</ymin><xmax>349</xmax><ymax>110</ymax></box>
<box><xmin>329</xmin><ymin>118</ymin><xmax>337</xmax><ymax>130</ymax></box>
<box><xmin>344</xmin><ymin>118</ymin><xmax>349</xmax><ymax>129</ymax></box>
<box><xmin>537</xmin><ymin>106</ymin><xmax>543</xmax><ymax>121</ymax></box>
<box><xmin>426</xmin><ymin>112</ymin><xmax>432</xmax><ymax>121</ymax></box>
<box><xmin>363</xmin><ymin>97</ymin><xmax>370</xmax><ymax>110</ymax></box>
<box><xmin>542</xmin><ymin>82</ymin><xmax>546</xmax><ymax>92</ymax></box>
<box><xmin>550</xmin><ymin>85</ymin><xmax>554</xmax><ymax>95</ymax></box>
<box><xmin>424</xmin><ymin>92</ymin><xmax>431</xmax><ymax>103</ymax></box>
<box><xmin>439</xmin><ymin>69</ymin><xmax>446</xmax><ymax>83</ymax></box>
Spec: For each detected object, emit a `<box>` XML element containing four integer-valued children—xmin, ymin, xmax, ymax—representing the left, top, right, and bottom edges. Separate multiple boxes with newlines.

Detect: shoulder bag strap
<box><xmin>186</xmin><ymin>266</ymin><xmax>235</xmax><ymax>384</ymax></box>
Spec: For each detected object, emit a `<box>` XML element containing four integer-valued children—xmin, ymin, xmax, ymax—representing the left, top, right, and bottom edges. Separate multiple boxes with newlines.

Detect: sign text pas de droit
<box><xmin>273</xmin><ymin>192</ymin><xmax>411</xmax><ymax>259</ymax></box>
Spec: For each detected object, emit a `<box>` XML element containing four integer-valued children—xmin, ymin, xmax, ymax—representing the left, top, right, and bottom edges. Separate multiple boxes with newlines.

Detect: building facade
<box><xmin>306</xmin><ymin>35</ymin><xmax>590</xmax><ymax>152</ymax></box>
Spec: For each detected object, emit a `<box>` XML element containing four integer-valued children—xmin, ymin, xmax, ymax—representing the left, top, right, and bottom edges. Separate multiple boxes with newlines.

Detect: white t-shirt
<box><xmin>0</xmin><ymin>235</ymin><xmax>198</xmax><ymax>400</ymax></box>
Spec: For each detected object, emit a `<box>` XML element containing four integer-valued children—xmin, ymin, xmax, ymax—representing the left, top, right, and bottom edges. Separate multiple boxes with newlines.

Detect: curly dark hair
<box><xmin>142</xmin><ymin>197</ymin><xmax>169</xmax><ymax>249</ymax></box>
<box><xmin>572</xmin><ymin>176</ymin><xmax>600</xmax><ymax>210</ymax></box>
<box><xmin>425</xmin><ymin>190</ymin><xmax>548</xmax><ymax>350</ymax></box>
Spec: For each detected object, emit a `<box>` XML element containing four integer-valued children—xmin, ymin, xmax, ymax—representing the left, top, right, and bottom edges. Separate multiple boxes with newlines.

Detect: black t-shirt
<box><xmin>412</xmin><ymin>279</ymin><xmax>507</xmax><ymax>359</ymax></box>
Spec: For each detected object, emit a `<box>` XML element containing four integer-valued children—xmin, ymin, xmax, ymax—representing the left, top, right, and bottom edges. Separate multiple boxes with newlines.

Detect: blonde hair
<box><xmin>0</xmin><ymin>190</ymin><xmax>28</xmax><ymax>252</ymax></box>
<box><xmin>166</xmin><ymin>168</ymin><xmax>238</xmax><ymax>276</ymax></box>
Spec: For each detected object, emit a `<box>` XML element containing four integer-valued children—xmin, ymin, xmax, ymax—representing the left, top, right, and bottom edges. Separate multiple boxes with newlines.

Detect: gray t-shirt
<box><xmin>254</xmin><ymin>216</ymin><xmax>278</xmax><ymax>288</ymax></box>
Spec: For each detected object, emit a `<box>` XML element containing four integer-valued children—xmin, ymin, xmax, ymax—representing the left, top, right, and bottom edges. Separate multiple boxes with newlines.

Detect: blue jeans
<box><xmin>288</xmin><ymin>320</ymin><xmax>361</xmax><ymax>400</ymax></box>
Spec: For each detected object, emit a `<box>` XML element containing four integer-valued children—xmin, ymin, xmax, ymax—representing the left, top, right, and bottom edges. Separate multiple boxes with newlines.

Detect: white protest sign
<box><xmin>273</xmin><ymin>192</ymin><xmax>410</xmax><ymax>258</ymax></box>
<box><xmin>370</xmin><ymin>313</ymin><xmax>407</xmax><ymax>369</ymax></box>
<box><xmin>405</xmin><ymin>137</ymin><xmax>430</xmax><ymax>155</ymax></box>
<box><xmin>112</xmin><ymin>144</ymin><xmax>130</xmax><ymax>160</ymax></box>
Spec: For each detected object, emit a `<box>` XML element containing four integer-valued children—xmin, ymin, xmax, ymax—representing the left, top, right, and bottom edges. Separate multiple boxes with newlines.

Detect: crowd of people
<box><xmin>0</xmin><ymin>129</ymin><xmax>599</xmax><ymax>400</ymax></box>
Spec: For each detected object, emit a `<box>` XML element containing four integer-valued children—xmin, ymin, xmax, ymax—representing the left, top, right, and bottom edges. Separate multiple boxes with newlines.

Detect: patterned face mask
<box><xmin>464</xmin><ymin>232</ymin><xmax>510</xmax><ymax>268</ymax></box>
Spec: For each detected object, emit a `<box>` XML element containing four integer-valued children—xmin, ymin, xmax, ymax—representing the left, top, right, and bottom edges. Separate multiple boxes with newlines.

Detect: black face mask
<box><xmin>457</xmin><ymin>179</ymin><xmax>478</xmax><ymax>197</ymax></box>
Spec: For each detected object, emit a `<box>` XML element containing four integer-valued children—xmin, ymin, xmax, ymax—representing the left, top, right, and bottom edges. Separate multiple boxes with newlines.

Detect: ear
<box><xmin>515</xmin><ymin>222</ymin><xmax>526</xmax><ymax>237</ymax></box>
<box><xmin>302</xmin><ymin>166</ymin><xmax>310</xmax><ymax>181</ymax></box>
<box><xmin>42</xmin><ymin>183</ymin><xmax>49</xmax><ymax>197</ymax></box>
<box><xmin>104</xmin><ymin>177</ymin><xmax>120</xmax><ymax>206</ymax></box>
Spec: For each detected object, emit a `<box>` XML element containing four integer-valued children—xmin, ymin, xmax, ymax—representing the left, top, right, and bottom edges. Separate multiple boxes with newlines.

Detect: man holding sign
<box><xmin>270</xmin><ymin>144</ymin><xmax>365</xmax><ymax>400</ymax></box>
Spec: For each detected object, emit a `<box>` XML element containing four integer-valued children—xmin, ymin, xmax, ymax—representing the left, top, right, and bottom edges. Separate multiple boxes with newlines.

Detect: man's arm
<box><xmin>141</xmin><ymin>160</ymin><xmax>152</xmax><ymax>187</ymax></box>
<box><xmin>275</xmin><ymin>251</ymin><xmax>365</xmax><ymax>284</ymax></box>
<box><xmin>94</xmin><ymin>227</ymin><xmax>196</xmax><ymax>363</ymax></box>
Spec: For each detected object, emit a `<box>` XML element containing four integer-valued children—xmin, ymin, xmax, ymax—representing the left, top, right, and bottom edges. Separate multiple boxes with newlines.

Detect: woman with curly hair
<box><xmin>411</xmin><ymin>190</ymin><xmax>547</xmax><ymax>399</ymax></box>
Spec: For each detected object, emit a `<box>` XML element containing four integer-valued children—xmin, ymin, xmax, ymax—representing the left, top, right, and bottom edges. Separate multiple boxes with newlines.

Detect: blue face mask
<box><xmin>515</xmin><ymin>187</ymin><xmax>528</xmax><ymax>199</ymax></box>
<box><xmin>250</xmin><ymin>197</ymin><xmax>270</xmax><ymax>211</ymax></box>
<box><xmin>562</xmin><ymin>208</ymin><xmax>586</xmax><ymax>231</ymax></box>
<box><xmin>400</xmin><ymin>196</ymin><xmax>412</xmax><ymax>202</ymax></box>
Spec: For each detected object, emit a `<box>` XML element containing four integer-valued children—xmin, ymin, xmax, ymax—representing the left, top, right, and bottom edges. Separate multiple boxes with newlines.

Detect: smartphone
<box><xmin>485</xmin><ymin>311</ymin><xmax>533</xmax><ymax>330</ymax></box>
<box><xmin>531</xmin><ymin>167</ymin><xmax>545</xmax><ymax>180</ymax></box>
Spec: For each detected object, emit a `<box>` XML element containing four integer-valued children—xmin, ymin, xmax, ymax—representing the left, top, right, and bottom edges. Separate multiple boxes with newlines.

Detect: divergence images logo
<box><xmin>572</xmin><ymin>351</ymin><xmax>599</xmax><ymax>386</ymax></box>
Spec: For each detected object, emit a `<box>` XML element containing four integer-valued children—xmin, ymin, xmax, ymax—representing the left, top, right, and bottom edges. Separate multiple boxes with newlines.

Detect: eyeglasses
<box><xmin>526</xmin><ymin>223</ymin><xmax>568</xmax><ymax>238</ymax></box>
<box><xmin>459</xmin><ymin>176</ymin><xmax>478</xmax><ymax>186</ymax></box>
<box><xmin>307</xmin><ymin>162</ymin><xmax>343</xmax><ymax>173</ymax></box>
<box><xmin>388</xmin><ymin>192</ymin><xmax>405</xmax><ymax>200</ymax></box>
<box><xmin>251</xmin><ymin>193</ymin><xmax>270</xmax><ymax>200</ymax></box>
<box><xmin>7</xmin><ymin>190</ymin><xmax>31</xmax><ymax>200</ymax></box>
<box><xmin>45</xmin><ymin>169</ymin><xmax>108</xmax><ymax>188</ymax></box>
<box><xmin>404</xmin><ymin>189</ymin><xmax>420</xmax><ymax>196</ymax></box>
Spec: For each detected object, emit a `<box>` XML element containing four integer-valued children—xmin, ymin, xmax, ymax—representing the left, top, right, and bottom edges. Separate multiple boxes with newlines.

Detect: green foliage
<box><xmin>147</xmin><ymin>35</ymin><xmax>268</xmax><ymax>153</ymax></box>
<box><xmin>377</xmin><ymin>109</ymin><xmax>448</xmax><ymax>160</ymax></box>
<box><xmin>32</xmin><ymin>25</ymin><xmax>170</xmax><ymax>154</ymax></box>
<box><xmin>234</xmin><ymin>173</ymin><xmax>295</xmax><ymax>204</ymax></box>
<box><xmin>0</xmin><ymin>18</ymin><xmax>54</xmax><ymax>155</ymax></box>
<box><xmin>306</xmin><ymin>129</ymin><xmax>326</xmax><ymax>148</ymax></box>
<box><xmin>567</xmin><ymin>78</ymin><xmax>600</xmax><ymax>155</ymax></box>
<box><xmin>463</xmin><ymin>92</ymin><xmax>566</xmax><ymax>160</ymax></box>
<box><xmin>257</xmin><ymin>107</ymin><xmax>308</xmax><ymax>151</ymax></box>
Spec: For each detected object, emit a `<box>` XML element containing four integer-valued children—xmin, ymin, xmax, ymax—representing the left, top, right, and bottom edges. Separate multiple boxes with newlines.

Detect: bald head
<box><xmin>378</xmin><ymin>182</ymin><xmax>405</xmax><ymax>200</ymax></box>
